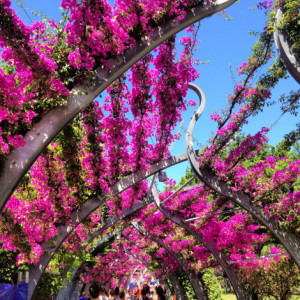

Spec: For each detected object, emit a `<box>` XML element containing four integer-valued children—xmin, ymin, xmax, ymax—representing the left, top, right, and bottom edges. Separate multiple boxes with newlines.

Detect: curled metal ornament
<box><xmin>0</xmin><ymin>0</ymin><xmax>237</xmax><ymax>215</ymax></box>
<box><xmin>185</xmin><ymin>81</ymin><xmax>300</xmax><ymax>269</ymax></box>
<box><xmin>274</xmin><ymin>9</ymin><xmax>300</xmax><ymax>84</ymax></box>
<box><xmin>151</xmin><ymin>84</ymin><xmax>251</xmax><ymax>300</ymax></box>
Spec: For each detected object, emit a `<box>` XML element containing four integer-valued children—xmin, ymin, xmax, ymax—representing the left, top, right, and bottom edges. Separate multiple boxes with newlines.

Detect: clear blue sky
<box><xmin>11</xmin><ymin>0</ymin><xmax>299</xmax><ymax>184</ymax></box>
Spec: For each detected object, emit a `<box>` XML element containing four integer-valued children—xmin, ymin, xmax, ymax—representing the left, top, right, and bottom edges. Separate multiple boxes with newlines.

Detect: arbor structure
<box><xmin>0</xmin><ymin>0</ymin><xmax>299</xmax><ymax>299</ymax></box>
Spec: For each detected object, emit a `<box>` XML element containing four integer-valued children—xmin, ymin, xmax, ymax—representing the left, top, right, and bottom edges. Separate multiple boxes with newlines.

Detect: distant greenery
<box><xmin>0</xmin><ymin>248</ymin><xmax>18</xmax><ymax>284</ymax></box>
<box><xmin>32</xmin><ymin>272</ymin><xmax>60</xmax><ymax>300</ymax></box>
<box><xmin>202</xmin><ymin>269</ymin><xmax>222</xmax><ymax>300</ymax></box>
<box><xmin>177</xmin><ymin>272</ymin><xmax>197</xmax><ymax>300</ymax></box>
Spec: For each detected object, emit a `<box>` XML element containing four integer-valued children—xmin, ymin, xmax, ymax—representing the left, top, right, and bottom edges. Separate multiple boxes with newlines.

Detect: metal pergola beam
<box><xmin>59</xmin><ymin>223</ymin><xmax>193</xmax><ymax>300</ymax></box>
<box><xmin>228</xmin><ymin>252</ymin><xmax>289</xmax><ymax>264</ymax></box>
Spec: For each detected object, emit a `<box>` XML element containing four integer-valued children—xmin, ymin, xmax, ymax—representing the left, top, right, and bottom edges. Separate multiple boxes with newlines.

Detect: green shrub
<box><xmin>32</xmin><ymin>271</ymin><xmax>60</xmax><ymax>300</ymax></box>
<box><xmin>202</xmin><ymin>269</ymin><xmax>222</xmax><ymax>300</ymax></box>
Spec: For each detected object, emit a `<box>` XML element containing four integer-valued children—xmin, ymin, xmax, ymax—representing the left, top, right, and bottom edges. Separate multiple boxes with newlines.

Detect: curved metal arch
<box><xmin>185</xmin><ymin>83</ymin><xmax>300</xmax><ymax>268</ymax></box>
<box><xmin>59</xmin><ymin>226</ymin><xmax>184</xmax><ymax>300</ymax></box>
<box><xmin>151</xmin><ymin>184</ymin><xmax>250</xmax><ymax>300</ymax></box>
<box><xmin>64</xmin><ymin>256</ymin><xmax>134</xmax><ymax>300</ymax></box>
<box><xmin>27</xmin><ymin>80</ymin><xmax>241</xmax><ymax>299</ymax></box>
<box><xmin>125</xmin><ymin>255</ymin><xmax>175</xmax><ymax>299</ymax></box>
<box><xmin>65</xmin><ymin>230</ymin><xmax>148</xmax><ymax>296</ymax></box>
<box><xmin>29</xmin><ymin>200</ymin><xmax>148</xmax><ymax>299</ymax></box>
<box><xmin>0</xmin><ymin>0</ymin><xmax>236</xmax><ymax>214</ymax></box>
<box><xmin>55</xmin><ymin>267</ymin><xmax>81</xmax><ymax>300</ymax></box>
<box><xmin>106</xmin><ymin>258</ymin><xmax>132</xmax><ymax>286</ymax></box>
<box><xmin>56</xmin><ymin>182</ymin><xmax>204</xmax><ymax>300</ymax></box>
<box><xmin>63</xmin><ymin>261</ymin><xmax>144</xmax><ymax>300</ymax></box>
<box><xmin>86</xmin><ymin>228</ymin><xmax>183</xmax><ymax>300</ymax></box>
<box><xmin>125</xmin><ymin>265</ymin><xmax>140</xmax><ymax>290</ymax></box>
<box><xmin>137</xmin><ymin>267</ymin><xmax>148</xmax><ymax>286</ymax></box>
<box><xmin>61</xmin><ymin>187</ymin><xmax>206</xmax><ymax>298</ymax></box>
<box><xmin>28</xmin><ymin>152</ymin><xmax>191</xmax><ymax>299</ymax></box>
<box><xmin>131</xmin><ymin>222</ymin><xmax>208</xmax><ymax>300</ymax></box>
<box><xmin>274</xmin><ymin>9</ymin><xmax>300</xmax><ymax>84</ymax></box>
<box><xmin>53</xmin><ymin>84</ymin><xmax>224</xmax><ymax>300</ymax></box>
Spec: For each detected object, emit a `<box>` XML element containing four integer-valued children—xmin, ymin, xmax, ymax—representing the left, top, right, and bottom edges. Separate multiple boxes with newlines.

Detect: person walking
<box><xmin>79</xmin><ymin>291</ymin><xmax>87</xmax><ymax>300</ymax></box>
<box><xmin>119</xmin><ymin>291</ymin><xmax>126</xmax><ymax>300</ymax></box>
<box><xmin>99</xmin><ymin>286</ymin><xmax>109</xmax><ymax>300</ymax></box>
<box><xmin>141</xmin><ymin>285</ymin><xmax>153</xmax><ymax>300</ymax></box>
<box><xmin>155</xmin><ymin>286</ymin><xmax>166</xmax><ymax>300</ymax></box>
<box><xmin>126</xmin><ymin>289</ymin><xmax>132</xmax><ymax>300</ymax></box>
<box><xmin>89</xmin><ymin>283</ymin><xmax>101</xmax><ymax>300</ymax></box>
<box><xmin>109</xmin><ymin>288</ymin><xmax>120</xmax><ymax>300</ymax></box>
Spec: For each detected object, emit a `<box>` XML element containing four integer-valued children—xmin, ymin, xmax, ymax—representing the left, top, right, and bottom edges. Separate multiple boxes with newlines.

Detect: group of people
<box><xmin>132</xmin><ymin>283</ymin><xmax>167</xmax><ymax>300</ymax></box>
<box><xmin>79</xmin><ymin>282</ymin><xmax>168</xmax><ymax>300</ymax></box>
